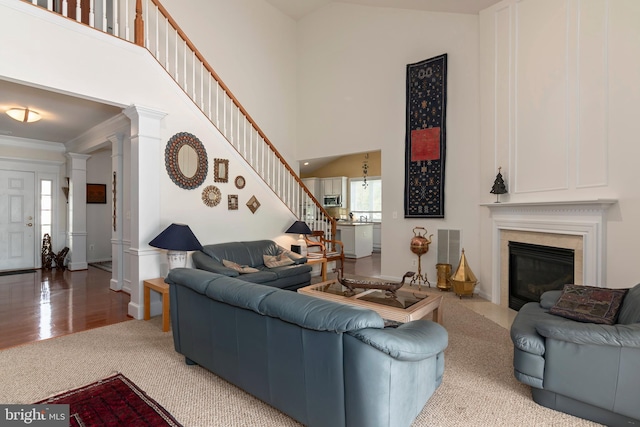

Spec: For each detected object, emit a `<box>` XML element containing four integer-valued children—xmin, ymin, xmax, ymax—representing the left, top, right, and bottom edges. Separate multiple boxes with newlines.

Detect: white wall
<box><xmin>0</xmin><ymin>0</ymin><xmax>302</xmax><ymax>273</ymax></box>
<box><xmin>296</xmin><ymin>4</ymin><xmax>481</xmax><ymax>282</ymax></box>
<box><xmin>159</xmin><ymin>0</ymin><xmax>299</xmax><ymax>169</ymax></box>
<box><xmin>479</xmin><ymin>0</ymin><xmax>640</xmax><ymax>291</ymax></box>
<box><xmin>86</xmin><ymin>149</ymin><xmax>112</xmax><ymax>262</ymax></box>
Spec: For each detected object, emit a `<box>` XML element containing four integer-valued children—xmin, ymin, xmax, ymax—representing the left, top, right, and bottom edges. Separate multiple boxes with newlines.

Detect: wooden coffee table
<box><xmin>298</xmin><ymin>279</ymin><xmax>443</xmax><ymax>324</ymax></box>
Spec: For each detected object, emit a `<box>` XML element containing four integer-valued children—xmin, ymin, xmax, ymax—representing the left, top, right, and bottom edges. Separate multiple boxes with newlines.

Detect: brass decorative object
<box><xmin>338</xmin><ymin>270</ymin><xmax>415</xmax><ymax>297</ymax></box>
<box><xmin>436</xmin><ymin>263</ymin><xmax>452</xmax><ymax>291</ymax></box>
<box><xmin>450</xmin><ymin>249</ymin><xmax>477</xmax><ymax>298</ymax></box>
<box><xmin>409</xmin><ymin>226</ymin><xmax>433</xmax><ymax>289</ymax></box>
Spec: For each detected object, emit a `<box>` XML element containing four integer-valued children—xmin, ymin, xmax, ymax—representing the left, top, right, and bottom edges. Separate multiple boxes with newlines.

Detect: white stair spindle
<box><xmin>46</xmin><ymin>0</ymin><xmax>52</xmax><ymax>11</ymax></box>
<box><xmin>113</xmin><ymin>0</ymin><xmax>119</xmax><ymax>37</ymax></box>
<box><xmin>183</xmin><ymin>40</ymin><xmax>187</xmax><ymax>91</ymax></box>
<box><xmin>62</xmin><ymin>0</ymin><xmax>68</xmax><ymax>17</ymax></box>
<box><xmin>165</xmin><ymin>18</ymin><xmax>169</xmax><ymax>69</ymax></box>
<box><xmin>102</xmin><ymin>0</ymin><xmax>107</xmax><ymax>33</ymax></box>
<box><xmin>124</xmin><ymin>0</ymin><xmax>130</xmax><ymax>40</ymax></box>
<box><xmin>89</xmin><ymin>0</ymin><xmax>94</xmax><ymax>28</ymax></box>
<box><xmin>76</xmin><ymin>1</ymin><xmax>81</xmax><ymax>22</ymax></box>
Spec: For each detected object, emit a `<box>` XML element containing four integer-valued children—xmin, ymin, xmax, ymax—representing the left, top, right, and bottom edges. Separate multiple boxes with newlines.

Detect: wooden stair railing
<box><xmin>23</xmin><ymin>0</ymin><xmax>337</xmax><ymax>240</ymax></box>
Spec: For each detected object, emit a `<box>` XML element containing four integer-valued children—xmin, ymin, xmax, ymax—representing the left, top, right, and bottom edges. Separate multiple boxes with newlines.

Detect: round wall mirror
<box><xmin>165</xmin><ymin>132</ymin><xmax>208</xmax><ymax>189</ymax></box>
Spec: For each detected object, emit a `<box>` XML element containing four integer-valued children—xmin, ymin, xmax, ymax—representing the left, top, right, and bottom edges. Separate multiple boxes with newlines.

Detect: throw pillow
<box><xmin>222</xmin><ymin>259</ymin><xmax>259</xmax><ymax>274</ymax></box>
<box><xmin>277</xmin><ymin>246</ymin><xmax>306</xmax><ymax>264</ymax></box>
<box><xmin>549</xmin><ymin>284</ymin><xmax>628</xmax><ymax>325</ymax></box>
<box><xmin>263</xmin><ymin>253</ymin><xmax>295</xmax><ymax>268</ymax></box>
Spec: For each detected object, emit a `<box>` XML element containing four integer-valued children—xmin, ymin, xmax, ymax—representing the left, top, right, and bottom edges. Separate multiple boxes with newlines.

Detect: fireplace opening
<box><xmin>508</xmin><ymin>241</ymin><xmax>574</xmax><ymax>311</ymax></box>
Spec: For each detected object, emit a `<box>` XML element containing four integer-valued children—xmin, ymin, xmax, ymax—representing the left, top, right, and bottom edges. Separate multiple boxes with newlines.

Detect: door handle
<box><xmin>26</xmin><ymin>223</ymin><xmax>33</xmax><ymax>227</ymax></box>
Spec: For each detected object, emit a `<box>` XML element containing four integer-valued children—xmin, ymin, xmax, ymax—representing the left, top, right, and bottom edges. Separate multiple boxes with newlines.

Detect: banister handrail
<box><xmin>22</xmin><ymin>0</ymin><xmax>337</xmax><ymax>239</ymax></box>
<box><xmin>143</xmin><ymin>0</ymin><xmax>335</xmax><ymax>234</ymax></box>
<box><xmin>145</xmin><ymin>0</ymin><xmax>294</xmax><ymax>179</ymax></box>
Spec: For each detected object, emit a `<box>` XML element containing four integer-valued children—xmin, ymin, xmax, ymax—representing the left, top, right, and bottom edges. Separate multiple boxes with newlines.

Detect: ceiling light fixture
<box><xmin>6</xmin><ymin>107</ymin><xmax>41</xmax><ymax>123</ymax></box>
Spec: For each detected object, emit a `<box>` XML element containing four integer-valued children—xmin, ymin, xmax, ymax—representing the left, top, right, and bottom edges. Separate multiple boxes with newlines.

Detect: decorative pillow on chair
<box><xmin>549</xmin><ymin>284</ymin><xmax>628</xmax><ymax>325</ymax></box>
<box><xmin>222</xmin><ymin>259</ymin><xmax>259</xmax><ymax>274</ymax></box>
<box><xmin>263</xmin><ymin>254</ymin><xmax>295</xmax><ymax>268</ymax></box>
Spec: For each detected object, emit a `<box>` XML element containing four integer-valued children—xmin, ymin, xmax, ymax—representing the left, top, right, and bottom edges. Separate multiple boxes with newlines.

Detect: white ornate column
<box><xmin>123</xmin><ymin>105</ymin><xmax>166</xmax><ymax>320</ymax></box>
<box><xmin>66</xmin><ymin>153</ymin><xmax>91</xmax><ymax>271</ymax></box>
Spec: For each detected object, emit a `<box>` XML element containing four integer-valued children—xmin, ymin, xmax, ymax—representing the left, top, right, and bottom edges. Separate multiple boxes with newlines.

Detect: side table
<box><xmin>143</xmin><ymin>277</ymin><xmax>170</xmax><ymax>332</ymax></box>
<box><xmin>306</xmin><ymin>257</ymin><xmax>327</xmax><ymax>281</ymax></box>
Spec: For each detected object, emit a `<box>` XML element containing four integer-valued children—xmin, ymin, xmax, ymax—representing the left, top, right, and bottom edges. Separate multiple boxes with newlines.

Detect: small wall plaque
<box><xmin>246</xmin><ymin>195</ymin><xmax>260</xmax><ymax>214</ymax></box>
<box><xmin>87</xmin><ymin>184</ymin><xmax>107</xmax><ymax>204</ymax></box>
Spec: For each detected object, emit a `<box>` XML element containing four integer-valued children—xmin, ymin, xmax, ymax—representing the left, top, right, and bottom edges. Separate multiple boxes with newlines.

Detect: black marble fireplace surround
<box><xmin>508</xmin><ymin>241</ymin><xmax>575</xmax><ymax>311</ymax></box>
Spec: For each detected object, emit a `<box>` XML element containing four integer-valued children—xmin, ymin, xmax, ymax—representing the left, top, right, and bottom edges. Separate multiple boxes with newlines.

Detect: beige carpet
<box><xmin>0</xmin><ymin>293</ymin><xmax>602</xmax><ymax>427</ymax></box>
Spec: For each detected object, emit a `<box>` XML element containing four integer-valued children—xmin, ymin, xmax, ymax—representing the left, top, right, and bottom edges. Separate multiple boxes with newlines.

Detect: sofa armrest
<box><xmin>348</xmin><ymin>320</ymin><xmax>448</xmax><ymax>361</ymax></box>
<box><xmin>536</xmin><ymin>318</ymin><xmax>640</xmax><ymax>348</ymax></box>
<box><xmin>539</xmin><ymin>290</ymin><xmax>563</xmax><ymax>309</ymax></box>
<box><xmin>192</xmin><ymin>251</ymin><xmax>239</xmax><ymax>277</ymax></box>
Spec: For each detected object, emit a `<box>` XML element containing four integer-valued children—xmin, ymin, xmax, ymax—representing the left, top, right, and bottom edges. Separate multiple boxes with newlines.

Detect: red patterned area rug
<box><xmin>36</xmin><ymin>373</ymin><xmax>182</xmax><ymax>427</ymax></box>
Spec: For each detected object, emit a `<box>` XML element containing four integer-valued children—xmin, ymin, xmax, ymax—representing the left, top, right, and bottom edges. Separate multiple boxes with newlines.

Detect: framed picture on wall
<box><xmin>87</xmin><ymin>183</ymin><xmax>107</xmax><ymax>204</ymax></box>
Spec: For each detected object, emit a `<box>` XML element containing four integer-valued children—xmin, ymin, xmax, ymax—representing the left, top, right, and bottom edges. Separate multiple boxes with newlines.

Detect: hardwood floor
<box><xmin>0</xmin><ymin>252</ymin><xmax>383</xmax><ymax>351</ymax></box>
<box><xmin>0</xmin><ymin>267</ymin><xmax>131</xmax><ymax>350</ymax></box>
<box><xmin>0</xmin><ymin>253</ymin><xmax>516</xmax><ymax>351</ymax></box>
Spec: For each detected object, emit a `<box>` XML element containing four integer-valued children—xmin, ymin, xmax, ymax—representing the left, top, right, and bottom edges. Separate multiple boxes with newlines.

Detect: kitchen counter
<box><xmin>336</xmin><ymin>223</ymin><xmax>373</xmax><ymax>258</ymax></box>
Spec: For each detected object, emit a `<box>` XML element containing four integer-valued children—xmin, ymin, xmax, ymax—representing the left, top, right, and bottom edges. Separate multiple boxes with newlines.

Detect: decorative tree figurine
<box><xmin>490</xmin><ymin>167</ymin><xmax>507</xmax><ymax>203</ymax></box>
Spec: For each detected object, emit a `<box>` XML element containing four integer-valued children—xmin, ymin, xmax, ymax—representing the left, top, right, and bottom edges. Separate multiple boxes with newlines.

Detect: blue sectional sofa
<box><xmin>166</xmin><ymin>268</ymin><xmax>448</xmax><ymax>427</ymax></box>
<box><xmin>192</xmin><ymin>240</ymin><xmax>312</xmax><ymax>290</ymax></box>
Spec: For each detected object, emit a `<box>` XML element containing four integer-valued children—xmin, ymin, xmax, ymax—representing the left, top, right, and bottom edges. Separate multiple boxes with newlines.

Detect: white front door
<box><xmin>0</xmin><ymin>170</ymin><xmax>36</xmax><ymax>271</ymax></box>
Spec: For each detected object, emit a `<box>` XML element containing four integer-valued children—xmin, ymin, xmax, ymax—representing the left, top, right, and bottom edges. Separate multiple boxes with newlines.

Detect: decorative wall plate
<box><xmin>201</xmin><ymin>185</ymin><xmax>222</xmax><ymax>207</ymax></box>
<box><xmin>246</xmin><ymin>195</ymin><xmax>260</xmax><ymax>213</ymax></box>
<box><xmin>165</xmin><ymin>132</ymin><xmax>208</xmax><ymax>190</ymax></box>
<box><xmin>235</xmin><ymin>175</ymin><xmax>245</xmax><ymax>189</ymax></box>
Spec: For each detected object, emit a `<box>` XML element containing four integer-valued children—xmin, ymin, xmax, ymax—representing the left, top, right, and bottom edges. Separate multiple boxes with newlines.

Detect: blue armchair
<box><xmin>510</xmin><ymin>283</ymin><xmax>640</xmax><ymax>426</ymax></box>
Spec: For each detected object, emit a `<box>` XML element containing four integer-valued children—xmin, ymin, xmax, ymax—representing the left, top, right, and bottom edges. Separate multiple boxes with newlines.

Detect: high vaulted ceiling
<box><xmin>0</xmin><ymin>0</ymin><xmax>501</xmax><ymax>151</ymax></box>
<box><xmin>264</xmin><ymin>0</ymin><xmax>501</xmax><ymax>20</ymax></box>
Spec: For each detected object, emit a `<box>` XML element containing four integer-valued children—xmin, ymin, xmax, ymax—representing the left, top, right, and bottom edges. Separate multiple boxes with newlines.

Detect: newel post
<box><xmin>134</xmin><ymin>0</ymin><xmax>144</xmax><ymax>47</ymax></box>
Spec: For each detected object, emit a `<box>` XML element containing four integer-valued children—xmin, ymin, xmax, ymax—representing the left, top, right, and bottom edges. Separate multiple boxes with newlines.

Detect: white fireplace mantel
<box><xmin>483</xmin><ymin>199</ymin><xmax>617</xmax><ymax>304</ymax></box>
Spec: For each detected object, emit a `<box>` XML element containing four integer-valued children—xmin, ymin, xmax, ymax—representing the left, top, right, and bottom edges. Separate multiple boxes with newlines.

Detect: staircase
<box><xmin>23</xmin><ymin>0</ymin><xmax>337</xmax><ymax>239</ymax></box>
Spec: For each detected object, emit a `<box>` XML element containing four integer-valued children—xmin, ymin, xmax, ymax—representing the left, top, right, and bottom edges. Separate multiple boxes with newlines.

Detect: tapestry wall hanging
<box><xmin>404</xmin><ymin>54</ymin><xmax>447</xmax><ymax>218</ymax></box>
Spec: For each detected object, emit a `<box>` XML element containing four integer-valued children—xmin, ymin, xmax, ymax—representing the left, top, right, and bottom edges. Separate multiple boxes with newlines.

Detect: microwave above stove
<box><xmin>323</xmin><ymin>195</ymin><xmax>341</xmax><ymax>207</ymax></box>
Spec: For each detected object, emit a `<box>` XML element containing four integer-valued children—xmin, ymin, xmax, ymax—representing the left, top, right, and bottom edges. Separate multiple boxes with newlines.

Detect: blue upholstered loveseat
<box><xmin>192</xmin><ymin>240</ymin><xmax>312</xmax><ymax>290</ymax></box>
<box><xmin>511</xmin><ymin>283</ymin><xmax>640</xmax><ymax>426</ymax></box>
<box><xmin>166</xmin><ymin>268</ymin><xmax>448</xmax><ymax>427</ymax></box>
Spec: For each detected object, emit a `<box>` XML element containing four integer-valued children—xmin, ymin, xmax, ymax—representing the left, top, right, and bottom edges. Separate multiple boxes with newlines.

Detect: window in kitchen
<box><xmin>349</xmin><ymin>177</ymin><xmax>381</xmax><ymax>222</ymax></box>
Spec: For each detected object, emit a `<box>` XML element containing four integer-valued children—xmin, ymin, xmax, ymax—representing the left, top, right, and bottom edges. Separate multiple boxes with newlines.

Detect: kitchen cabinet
<box><xmin>336</xmin><ymin>223</ymin><xmax>373</xmax><ymax>258</ymax></box>
<box><xmin>302</xmin><ymin>177</ymin><xmax>321</xmax><ymax>201</ymax></box>
<box><xmin>321</xmin><ymin>177</ymin><xmax>347</xmax><ymax>206</ymax></box>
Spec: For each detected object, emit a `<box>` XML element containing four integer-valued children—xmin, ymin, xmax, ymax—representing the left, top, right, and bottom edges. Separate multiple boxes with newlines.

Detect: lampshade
<box><xmin>149</xmin><ymin>223</ymin><xmax>203</xmax><ymax>251</ymax></box>
<box><xmin>150</xmin><ymin>223</ymin><xmax>202</xmax><ymax>273</ymax></box>
<box><xmin>6</xmin><ymin>107</ymin><xmax>41</xmax><ymax>123</ymax></box>
<box><xmin>285</xmin><ymin>220</ymin><xmax>312</xmax><ymax>235</ymax></box>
